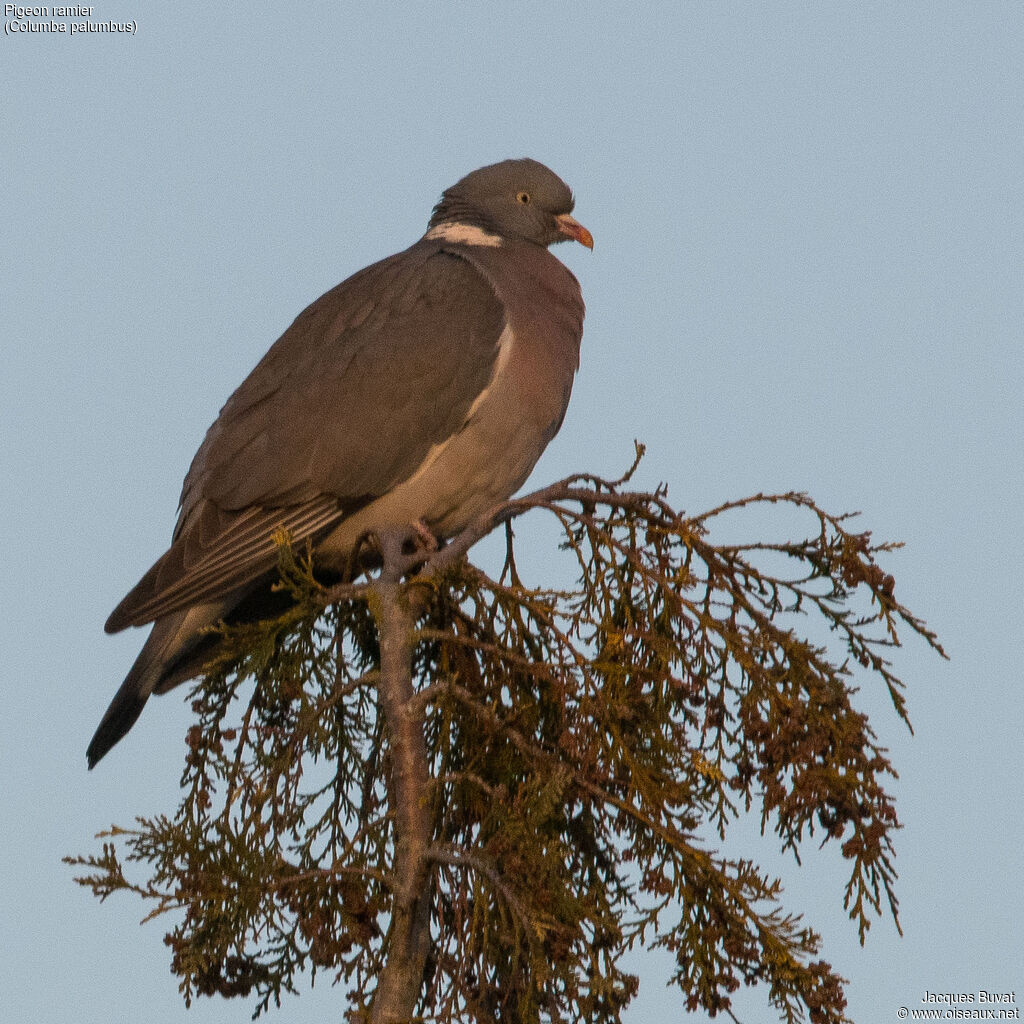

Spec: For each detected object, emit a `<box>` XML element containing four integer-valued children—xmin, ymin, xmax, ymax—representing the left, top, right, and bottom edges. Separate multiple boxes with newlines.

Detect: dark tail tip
<box><xmin>86</xmin><ymin>691</ymin><xmax>148</xmax><ymax>769</ymax></box>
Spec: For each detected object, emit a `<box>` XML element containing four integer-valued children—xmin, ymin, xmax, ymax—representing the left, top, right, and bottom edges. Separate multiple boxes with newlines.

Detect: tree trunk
<box><xmin>369</xmin><ymin>547</ymin><xmax>433</xmax><ymax>1024</ymax></box>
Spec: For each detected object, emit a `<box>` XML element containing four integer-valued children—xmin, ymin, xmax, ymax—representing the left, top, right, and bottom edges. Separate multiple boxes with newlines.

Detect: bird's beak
<box><xmin>555</xmin><ymin>213</ymin><xmax>594</xmax><ymax>250</ymax></box>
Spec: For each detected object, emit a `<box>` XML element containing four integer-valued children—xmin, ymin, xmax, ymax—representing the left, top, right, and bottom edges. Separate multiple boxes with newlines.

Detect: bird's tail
<box><xmin>86</xmin><ymin>665</ymin><xmax>153</xmax><ymax>769</ymax></box>
<box><xmin>87</xmin><ymin>611</ymin><xmax>189</xmax><ymax>768</ymax></box>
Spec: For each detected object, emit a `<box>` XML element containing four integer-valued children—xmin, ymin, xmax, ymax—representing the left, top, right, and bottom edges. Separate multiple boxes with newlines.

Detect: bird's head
<box><xmin>428</xmin><ymin>158</ymin><xmax>593</xmax><ymax>250</ymax></box>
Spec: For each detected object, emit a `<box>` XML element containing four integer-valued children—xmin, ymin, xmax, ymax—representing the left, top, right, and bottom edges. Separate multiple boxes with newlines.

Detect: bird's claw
<box><xmin>410</xmin><ymin>519</ymin><xmax>440</xmax><ymax>553</ymax></box>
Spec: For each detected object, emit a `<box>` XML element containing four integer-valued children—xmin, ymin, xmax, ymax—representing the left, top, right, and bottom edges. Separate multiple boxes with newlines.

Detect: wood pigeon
<box><xmin>88</xmin><ymin>157</ymin><xmax>592</xmax><ymax>767</ymax></box>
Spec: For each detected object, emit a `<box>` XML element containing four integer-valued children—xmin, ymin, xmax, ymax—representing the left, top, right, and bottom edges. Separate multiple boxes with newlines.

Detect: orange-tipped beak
<box><xmin>555</xmin><ymin>213</ymin><xmax>594</xmax><ymax>250</ymax></box>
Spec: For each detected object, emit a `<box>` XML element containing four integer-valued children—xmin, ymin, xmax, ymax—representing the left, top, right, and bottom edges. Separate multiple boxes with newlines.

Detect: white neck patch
<box><xmin>424</xmin><ymin>222</ymin><xmax>502</xmax><ymax>247</ymax></box>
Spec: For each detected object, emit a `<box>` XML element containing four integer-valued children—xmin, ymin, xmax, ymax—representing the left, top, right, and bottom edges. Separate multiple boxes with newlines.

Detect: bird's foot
<box><xmin>410</xmin><ymin>518</ymin><xmax>440</xmax><ymax>552</ymax></box>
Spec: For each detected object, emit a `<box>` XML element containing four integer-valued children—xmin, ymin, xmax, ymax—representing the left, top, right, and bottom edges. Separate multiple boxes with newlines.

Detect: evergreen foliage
<box><xmin>68</xmin><ymin>449</ymin><xmax>944</xmax><ymax>1023</ymax></box>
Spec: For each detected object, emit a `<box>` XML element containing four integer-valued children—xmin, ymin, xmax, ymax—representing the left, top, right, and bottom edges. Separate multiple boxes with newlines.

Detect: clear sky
<box><xmin>3</xmin><ymin>2</ymin><xmax>1021</xmax><ymax>1021</ymax></box>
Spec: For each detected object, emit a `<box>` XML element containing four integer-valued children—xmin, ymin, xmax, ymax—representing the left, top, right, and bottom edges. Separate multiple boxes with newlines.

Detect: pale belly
<box><xmin>317</xmin><ymin>326</ymin><xmax>555</xmax><ymax>560</ymax></box>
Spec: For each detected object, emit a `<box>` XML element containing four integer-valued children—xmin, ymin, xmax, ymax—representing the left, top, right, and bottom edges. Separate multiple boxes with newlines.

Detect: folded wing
<box><xmin>106</xmin><ymin>244</ymin><xmax>506</xmax><ymax>633</ymax></box>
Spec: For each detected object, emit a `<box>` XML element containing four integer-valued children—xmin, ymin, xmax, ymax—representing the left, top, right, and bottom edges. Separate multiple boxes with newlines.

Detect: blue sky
<box><xmin>3</xmin><ymin>3</ymin><xmax>1022</xmax><ymax>1021</ymax></box>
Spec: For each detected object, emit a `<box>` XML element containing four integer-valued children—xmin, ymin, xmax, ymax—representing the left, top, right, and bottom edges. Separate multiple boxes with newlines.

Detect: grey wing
<box><xmin>180</xmin><ymin>246</ymin><xmax>506</xmax><ymax>515</ymax></box>
<box><xmin>106</xmin><ymin>245</ymin><xmax>506</xmax><ymax>633</ymax></box>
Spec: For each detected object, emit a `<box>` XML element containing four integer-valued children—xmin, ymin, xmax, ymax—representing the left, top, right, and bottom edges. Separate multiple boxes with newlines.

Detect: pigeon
<box><xmin>88</xmin><ymin>157</ymin><xmax>592</xmax><ymax>767</ymax></box>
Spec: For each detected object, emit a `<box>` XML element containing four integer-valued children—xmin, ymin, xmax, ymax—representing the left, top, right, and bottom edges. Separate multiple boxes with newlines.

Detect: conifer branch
<box><xmin>68</xmin><ymin>453</ymin><xmax>945</xmax><ymax>1024</ymax></box>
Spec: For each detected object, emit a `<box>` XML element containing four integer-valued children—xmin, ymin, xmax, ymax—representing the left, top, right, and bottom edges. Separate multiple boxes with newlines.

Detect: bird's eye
<box><xmin>516</xmin><ymin>191</ymin><xmax>531</xmax><ymax>204</ymax></box>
